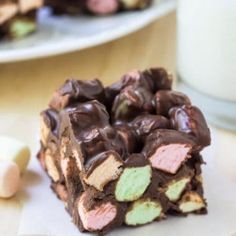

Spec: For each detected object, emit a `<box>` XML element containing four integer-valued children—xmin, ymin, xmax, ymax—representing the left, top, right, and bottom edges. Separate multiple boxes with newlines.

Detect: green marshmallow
<box><xmin>125</xmin><ymin>199</ymin><xmax>162</xmax><ymax>226</ymax></box>
<box><xmin>10</xmin><ymin>19</ymin><xmax>36</xmax><ymax>39</ymax></box>
<box><xmin>115</xmin><ymin>165</ymin><xmax>151</xmax><ymax>202</ymax></box>
<box><xmin>165</xmin><ymin>177</ymin><xmax>190</xmax><ymax>202</ymax></box>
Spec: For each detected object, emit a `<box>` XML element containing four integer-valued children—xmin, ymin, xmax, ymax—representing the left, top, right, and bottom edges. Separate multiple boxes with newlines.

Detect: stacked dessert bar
<box><xmin>46</xmin><ymin>0</ymin><xmax>152</xmax><ymax>15</ymax></box>
<box><xmin>0</xmin><ymin>0</ymin><xmax>43</xmax><ymax>39</ymax></box>
<box><xmin>38</xmin><ymin>67</ymin><xmax>211</xmax><ymax>234</ymax></box>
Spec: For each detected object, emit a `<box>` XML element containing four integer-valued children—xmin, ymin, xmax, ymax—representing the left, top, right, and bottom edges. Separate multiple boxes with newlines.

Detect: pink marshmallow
<box><xmin>149</xmin><ymin>144</ymin><xmax>191</xmax><ymax>174</ymax></box>
<box><xmin>87</xmin><ymin>0</ymin><xmax>119</xmax><ymax>15</ymax></box>
<box><xmin>78</xmin><ymin>193</ymin><xmax>117</xmax><ymax>231</ymax></box>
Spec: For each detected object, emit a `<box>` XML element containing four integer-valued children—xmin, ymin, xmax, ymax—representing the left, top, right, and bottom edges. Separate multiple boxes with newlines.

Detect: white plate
<box><xmin>0</xmin><ymin>0</ymin><xmax>176</xmax><ymax>63</ymax></box>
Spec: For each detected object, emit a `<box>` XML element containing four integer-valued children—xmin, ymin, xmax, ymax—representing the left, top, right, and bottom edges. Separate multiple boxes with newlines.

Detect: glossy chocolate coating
<box><xmin>115</xmin><ymin>124</ymin><xmax>140</xmax><ymax>154</ymax></box>
<box><xmin>111</xmin><ymin>85</ymin><xmax>154</xmax><ymax>123</ymax></box>
<box><xmin>49</xmin><ymin>79</ymin><xmax>105</xmax><ymax>111</ymax></box>
<box><xmin>169</xmin><ymin>105</ymin><xmax>211</xmax><ymax>148</ymax></box>
<box><xmin>65</xmin><ymin>100</ymin><xmax>109</xmax><ymax>138</ymax></box>
<box><xmin>143</xmin><ymin>67</ymin><xmax>172</xmax><ymax>92</ymax></box>
<box><xmin>130</xmin><ymin>114</ymin><xmax>170</xmax><ymax>140</ymax></box>
<box><xmin>154</xmin><ymin>90</ymin><xmax>191</xmax><ymax>116</ymax></box>
<box><xmin>81</xmin><ymin>126</ymin><xmax>126</xmax><ymax>160</ymax></box>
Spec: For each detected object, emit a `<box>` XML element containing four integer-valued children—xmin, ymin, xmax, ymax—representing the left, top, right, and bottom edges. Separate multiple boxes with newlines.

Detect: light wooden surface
<box><xmin>0</xmin><ymin>11</ymin><xmax>236</xmax><ymax>236</ymax></box>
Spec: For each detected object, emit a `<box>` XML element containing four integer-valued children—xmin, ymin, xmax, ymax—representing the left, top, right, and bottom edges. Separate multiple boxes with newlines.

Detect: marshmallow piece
<box><xmin>19</xmin><ymin>0</ymin><xmax>43</xmax><ymax>14</ymax></box>
<box><xmin>0</xmin><ymin>136</ymin><xmax>30</xmax><ymax>173</ymax></box>
<box><xmin>125</xmin><ymin>198</ymin><xmax>162</xmax><ymax>226</ymax></box>
<box><xmin>78</xmin><ymin>192</ymin><xmax>117</xmax><ymax>231</ymax></box>
<box><xmin>165</xmin><ymin>177</ymin><xmax>191</xmax><ymax>202</ymax></box>
<box><xmin>86</xmin><ymin>0</ymin><xmax>119</xmax><ymax>15</ymax></box>
<box><xmin>0</xmin><ymin>161</ymin><xmax>20</xmax><ymax>198</ymax></box>
<box><xmin>0</xmin><ymin>3</ymin><xmax>18</xmax><ymax>25</ymax></box>
<box><xmin>115</xmin><ymin>165</ymin><xmax>152</xmax><ymax>202</ymax></box>
<box><xmin>179</xmin><ymin>192</ymin><xmax>206</xmax><ymax>213</ymax></box>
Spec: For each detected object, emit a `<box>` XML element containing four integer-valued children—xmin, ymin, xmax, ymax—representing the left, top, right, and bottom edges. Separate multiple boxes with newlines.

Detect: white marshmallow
<box><xmin>0</xmin><ymin>161</ymin><xmax>20</xmax><ymax>198</ymax></box>
<box><xmin>0</xmin><ymin>136</ymin><xmax>30</xmax><ymax>174</ymax></box>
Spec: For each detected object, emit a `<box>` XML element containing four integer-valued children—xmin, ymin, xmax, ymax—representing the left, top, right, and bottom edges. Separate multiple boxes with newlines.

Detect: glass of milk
<box><xmin>177</xmin><ymin>0</ymin><xmax>236</xmax><ymax>131</ymax></box>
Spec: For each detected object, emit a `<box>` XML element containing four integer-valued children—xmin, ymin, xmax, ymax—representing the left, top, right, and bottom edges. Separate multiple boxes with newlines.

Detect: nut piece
<box><xmin>125</xmin><ymin>198</ymin><xmax>162</xmax><ymax>226</ymax></box>
<box><xmin>84</xmin><ymin>151</ymin><xmax>123</xmax><ymax>191</ymax></box>
<box><xmin>179</xmin><ymin>191</ymin><xmax>206</xmax><ymax>213</ymax></box>
<box><xmin>0</xmin><ymin>161</ymin><xmax>20</xmax><ymax>198</ymax></box>
<box><xmin>165</xmin><ymin>177</ymin><xmax>191</xmax><ymax>202</ymax></box>
<box><xmin>44</xmin><ymin>149</ymin><xmax>60</xmax><ymax>182</ymax></box>
<box><xmin>78</xmin><ymin>192</ymin><xmax>117</xmax><ymax>231</ymax></box>
<box><xmin>115</xmin><ymin>165</ymin><xmax>151</xmax><ymax>202</ymax></box>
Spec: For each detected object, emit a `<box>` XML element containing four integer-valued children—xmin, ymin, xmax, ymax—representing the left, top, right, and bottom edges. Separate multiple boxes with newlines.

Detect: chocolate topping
<box><xmin>49</xmin><ymin>79</ymin><xmax>105</xmax><ymax>111</ymax></box>
<box><xmin>169</xmin><ymin>105</ymin><xmax>211</xmax><ymax>148</ymax></box>
<box><xmin>143</xmin><ymin>67</ymin><xmax>173</xmax><ymax>91</ymax></box>
<box><xmin>111</xmin><ymin>85</ymin><xmax>154</xmax><ymax>123</ymax></box>
<box><xmin>130</xmin><ymin>114</ymin><xmax>170</xmax><ymax>140</ymax></box>
<box><xmin>154</xmin><ymin>90</ymin><xmax>191</xmax><ymax>116</ymax></box>
<box><xmin>115</xmin><ymin>124</ymin><xmax>140</xmax><ymax>154</ymax></box>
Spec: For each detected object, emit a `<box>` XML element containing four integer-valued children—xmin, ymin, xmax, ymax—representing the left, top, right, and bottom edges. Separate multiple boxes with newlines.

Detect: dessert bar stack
<box><xmin>0</xmin><ymin>0</ymin><xmax>43</xmax><ymax>39</ymax></box>
<box><xmin>46</xmin><ymin>0</ymin><xmax>152</xmax><ymax>15</ymax></box>
<box><xmin>38</xmin><ymin>67</ymin><xmax>211</xmax><ymax>234</ymax></box>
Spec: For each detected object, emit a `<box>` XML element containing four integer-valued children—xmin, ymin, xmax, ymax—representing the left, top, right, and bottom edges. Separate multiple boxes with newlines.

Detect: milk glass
<box><xmin>177</xmin><ymin>0</ymin><xmax>236</xmax><ymax>131</ymax></box>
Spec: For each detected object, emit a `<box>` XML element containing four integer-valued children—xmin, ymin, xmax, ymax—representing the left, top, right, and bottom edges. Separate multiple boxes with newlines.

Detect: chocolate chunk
<box><xmin>64</xmin><ymin>100</ymin><xmax>109</xmax><ymax>139</ymax></box>
<box><xmin>143</xmin><ymin>67</ymin><xmax>173</xmax><ymax>92</ymax></box>
<box><xmin>49</xmin><ymin>79</ymin><xmax>105</xmax><ymax>111</ymax></box>
<box><xmin>115</xmin><ymin>124</ymin><xmax>140</xmax><ymax>153</ymax></box>
<box><xmin>169</xmin><ymin>105</ymin><xmax>211</xmax><ymax>148</ymax></box>
<box><xmin>111</xmin><ymin>85</ymin><xmax>154</xmax><ymax>123</ymax></box>
<box><xmin>105</xmin><ymin>70</ymin><xmax>153</xmax><ymax>111</ymax></box>
<box><xmin>81</xmin><ymin>126</ymin><xmax>127</xmax><ymax>160</ymax></box>
<box><xmin>130</xmin><ymin>114</ymin><xmax>170</xmax><ymax>140</ymax></box>
<box><xmin>142</xmin><ymin>129</ymin><xmax>195</xmax><ymax>174</ymax></box>
<box><xmin>154</xmin><ymin>90</ymin><xmax>191</xmax><ymax>116</ymax></box>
